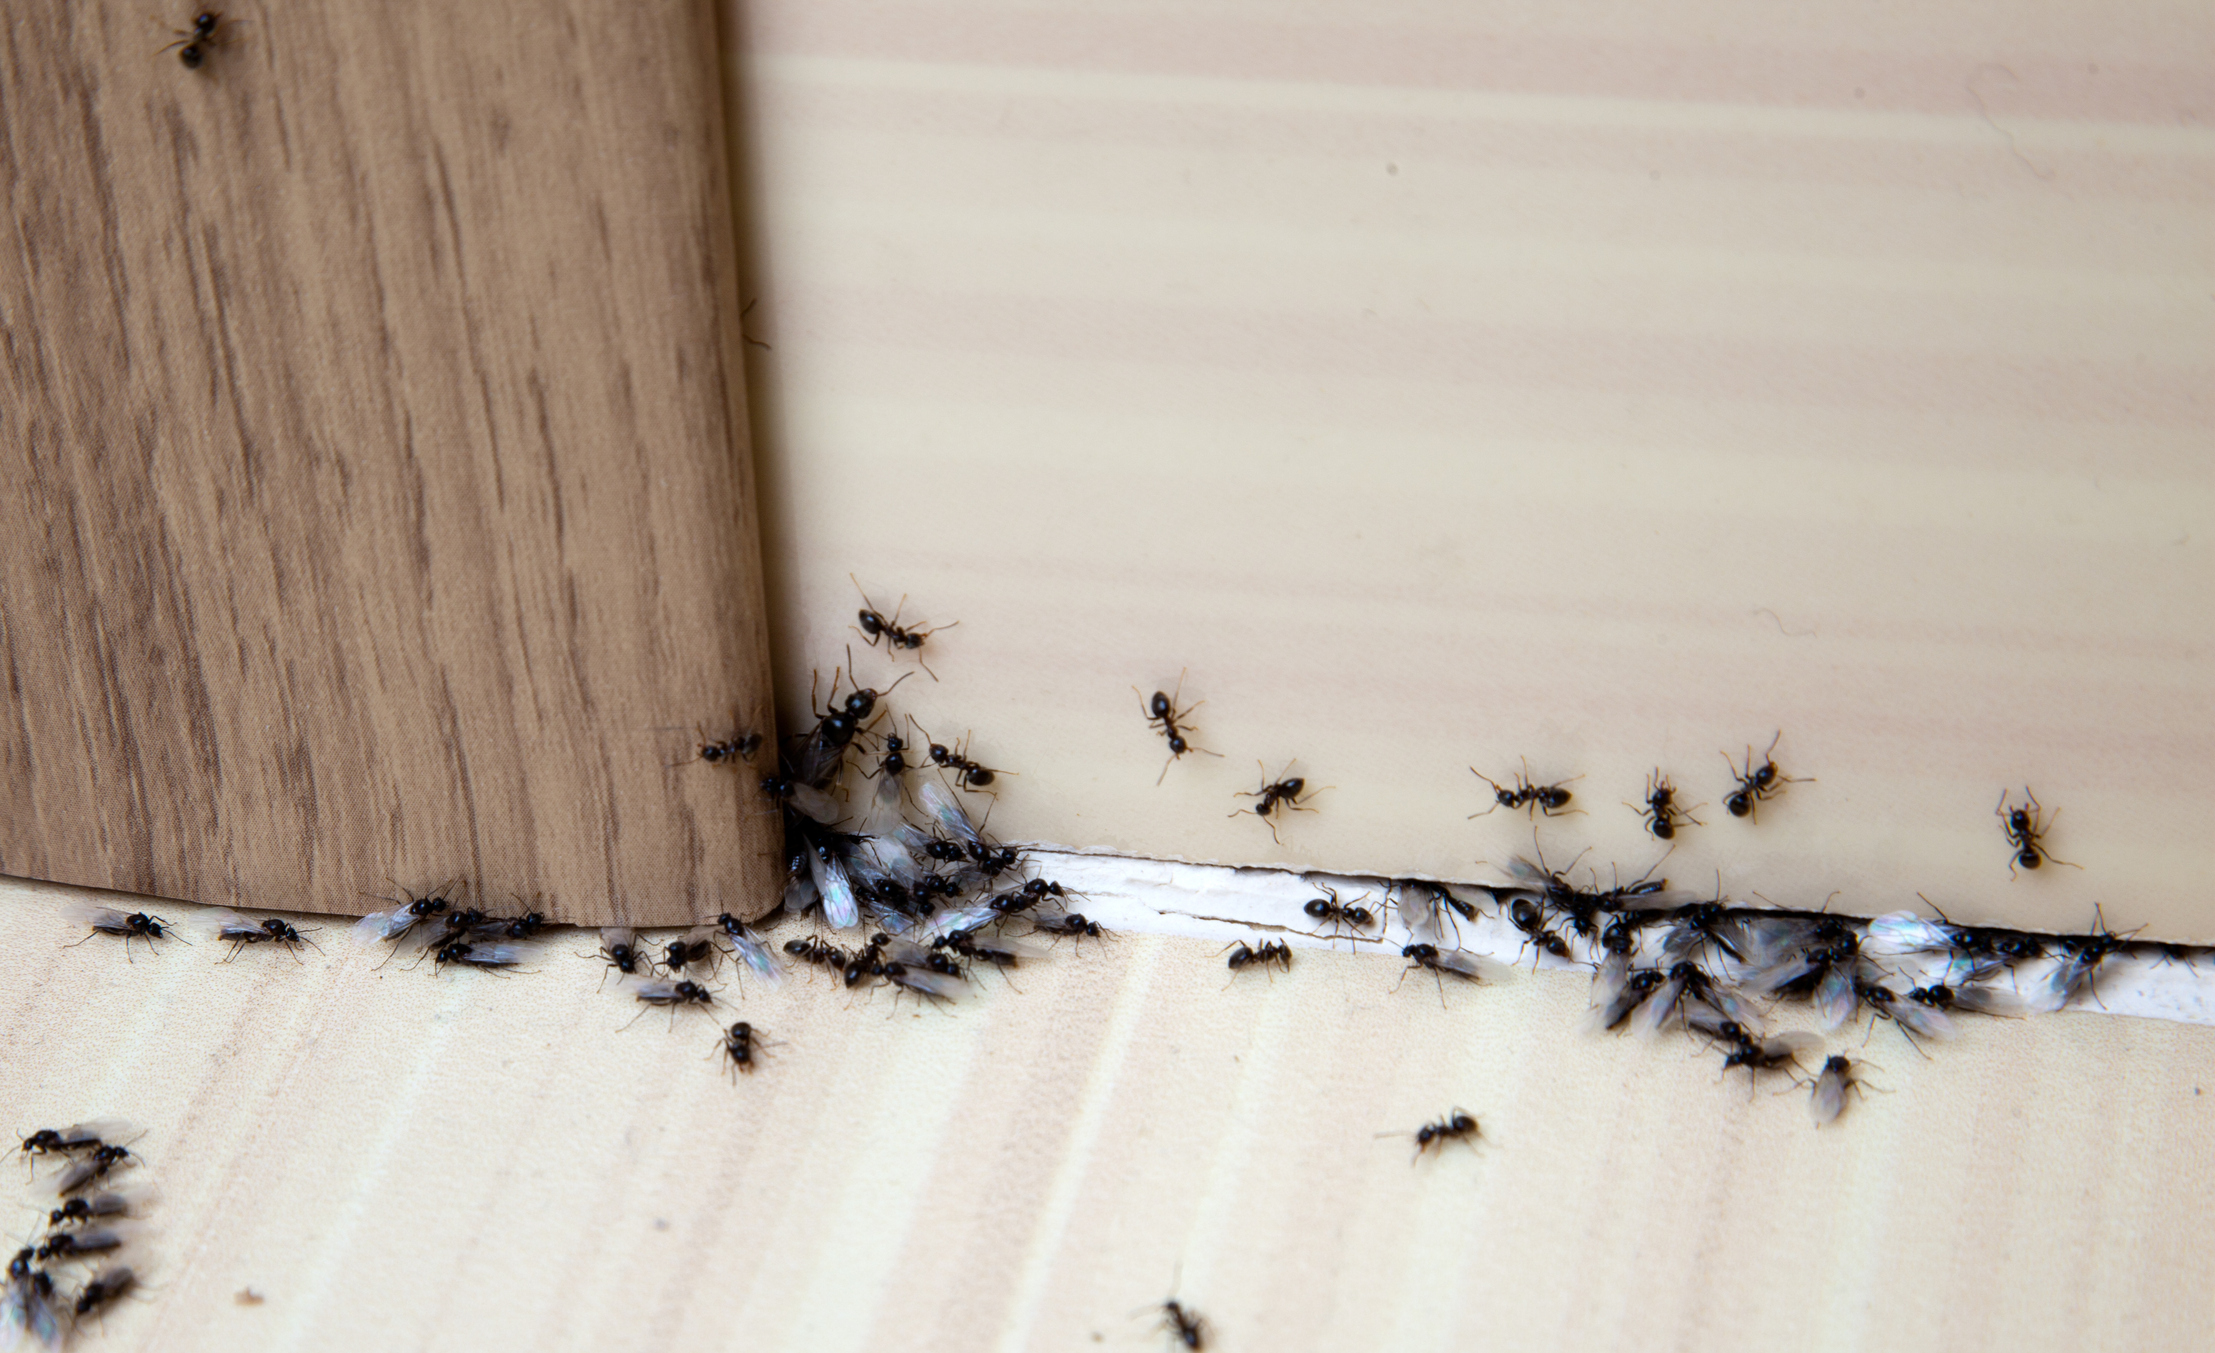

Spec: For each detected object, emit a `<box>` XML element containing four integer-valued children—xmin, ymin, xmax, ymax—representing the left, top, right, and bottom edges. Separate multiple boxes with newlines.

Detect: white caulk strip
<box><xmin>1013</xmin><ymin>847</ymin><xmax>2215</xmax><ymax>1029</ymax></box>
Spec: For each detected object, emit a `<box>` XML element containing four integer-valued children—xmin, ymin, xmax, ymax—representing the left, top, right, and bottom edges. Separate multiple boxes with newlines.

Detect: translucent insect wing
<box><xmin>1733</xmin><ymin>916</ymin><xmax>1818</xmax><ymax>971</ymax></box>
<box><xmin>808</xmin><ymin>849</ymin><xmax>861</xmax><ymax>931</ymax></box>
<box><xmin>885</xmin><ymin>964</ymin><xmax>961</xmax><ymax>1001</ymax></box>
<box><xmin>1952</xmin><ymin>984</ymin><xmax>2028</xmax><ymax>1018</ymax></box>
<box><xmin>916</xmin><ymin>779</ymin><xmax>984</xmax><ymax>853</ymax></box>
<box><xmin>1697</xmin><ymin>983</ymin><xmax>1763</xmax><ymax>1034</ymax></box>
<box><xmin>69</xmin><ymin>905</ymin><xmax>136</xmax><ymax>935</ymax></box>
<box><xmin>1863</xmin><ymin>912</ymin><xmax>1953</xmax><ymax>958</ymax></box>
<box><xmin>726</xmin><ymin>926</ymin><xmax>782</xmax><ymax>984</ymax></box>
<box><xmin>1811</xmin><ymin>1066</ymin><xmax>1849</xmax><ymax>1126</ymax></box>
<box><xmin>205</xmin><ymin>909</ymin><xmax>263</xmax><ymax>941</ymax></box>
<box><xmin>3</xmin><ymin>1276</ymin><xmax>62</xmax><ymax>1352</ymax></box>
<box><xmin>1814</xmin><ymin>965</ymin><xmax>1858</xmax><ymax>1030</ymax></box>
<box><xmin>1591</xmin><ymin>952</ymin><xmax>1631</xmax><ymax>1007</ymax></box>
<box><xmin>53</xmin><ymin>1120</ymin><xmax>132</xmax><ymax>1152</ymax></box>
<box><xmin>1631</xmin><ymin>970</ymin><xmax>1687</xmax><ymax>1038</ymax></box>
<box><xmin>352</xmin><ymin>908</ymin><xmax>415</xmax><ymax>944</ymax></box>
<box><xmin>1430</xmin><ymin>948</ymin><xmax>1486</xmax><ymax>981</ymax></box>
<box><xmin>1765</xmin><ymin>1031</ymin><xmax>1823</xmax><ymax>1060</ymax></box>
<box><xmin>1744</xmin><ymin>950</ymin><xmax>1818</xmax><ymax>1000</ymax></box>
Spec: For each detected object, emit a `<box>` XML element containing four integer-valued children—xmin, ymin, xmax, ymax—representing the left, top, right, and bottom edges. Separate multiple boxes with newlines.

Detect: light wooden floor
<box><xmin>5</xmin><ymin>873</ymin><xmax>2211</xmax><ymax>1352</ymax></box>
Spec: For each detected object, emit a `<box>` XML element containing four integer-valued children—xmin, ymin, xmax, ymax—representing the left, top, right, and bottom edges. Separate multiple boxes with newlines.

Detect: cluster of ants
<box><xmin>66</xmin><ymin>904</ymin><xmax>325</xmax><ymax>964</ymax></box>
<box><xmin>4</xmin><ymin>1123</ymin><xmax>146</xmax><ymax>1349</ymax></box>
<box><xmin>1472</xmin><ymin>738</ymin><xmax>2075</xmax><ymax>877</ymax></box>
<box><xmin>1138</xmin><ymin>674</ymin><xmax>1324</xmax><ymax>845</ymax></box>
<box><xmin>1472</xmin><ymin>736</ymin><xmax>1813</xmax><ymax>841</ymax></box>
<box><xmin>1232</xmin><ymin>850</ymin><xmax>2161</xmax><ymax>1130</ymax></box>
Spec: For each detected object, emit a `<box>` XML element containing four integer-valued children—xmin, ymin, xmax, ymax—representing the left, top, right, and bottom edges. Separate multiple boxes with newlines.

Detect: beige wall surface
<box><xmin>4</xmin><ymin>875</ymin><xmax>2212</xmax><ymax>1353</ymax></box>
<box><xmin>722</xmin><ymin>0</ymin><xmax>2214</xmax><ymax>938</ymax></box>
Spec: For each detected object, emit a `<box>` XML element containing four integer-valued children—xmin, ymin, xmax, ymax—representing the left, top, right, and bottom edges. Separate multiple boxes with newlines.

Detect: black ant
<box><xmin>1137</xmin><ymin>671</ymin><xmax>1220</xmax><ymax>784</ymax></box>
<box><xmin>1506</xmin><ymin>897</ymin><xmax>1572</xmax><ymax>967</ymax></box>
<box><xmin>1034</xmin><ymin>912</ymin><xmax>1108</xmax><ymax>943</ymax></box>
<box><xmin>1302</xmin><ymin>884</ymin><xmax>1377</xmax><ymax>939</ymax></box>
<box><xmin>67</xmin><ymin>908</ymin><xmax>183</xmax><ymax>961</ymax></box>
<box><xmin>1630</xmin><ymin>770</ymin><xmax>1700</xmax><ymax>840</ymax></box>
<box><xmin>989</xmin><ymin>876</ymin><xmax>1068</xmax><ymax>917</ymax></box>
<box><xmin>34</xmin><ymin>1227</ymin><xmax>126</xmax><ymax>1263</ymax></box>
<box><xmin>784</xmin><ymin>935</ymin><xmax>846</xmax><ymax>978</ymax></box>
<box><xmin>717</xmin><ymin>1021</ymin><xmax>764</xmax><ymax>1077</ymax></box>
<box><xmin>659</xmin><ymin>933</ymin><xmax>720</xmax><ymax>976</ymax></box>
<box><xmin>160</xmin><ymin>11</ymin><xmax>233</xmax><ymax>69</ymax></box>
<box><xmin>46</xmin><ymin>1192</ymin><xmax>132</xmax><ymax>1229</ymax></box>
<box><xmin>1803</xmin><ymin>1054</ymin><xmax>1871</xmax><ymax>1127</ymax></box>
<box><xmin>1996</xmin><ymin>787</ymin><xmax>2078</xmax><ymax>876</ymax></box>
<box><xmin>1468</xmin><ymin>760</ymin><xmax>1580</xmax><ymax>818</ymax></box>
<box><xmin>73</xmin><ymin>1266</ymin><xmax>136</xmax><ymax>1320</ymax></box>
<box><xmin>678</xmin><ymin>726</ymin><xmax>761</xmax><ymax>770</ymax></box>
<box><xmin>1155</xmin><ymin>1297</ymin><xmax>1209</xmax><ymax>1350</ymax></box>
<box><xmin>1224</xmin><ymin>938</ymin><xmax>1293</xmax><ymax>979</ymax></box>
<box><xmin>1396</xmin><ymin>943</ymin><xmax>1484</xmax><ymax>994</ymax></box>
<box><xmin>52</xmin><ymin>1145</ymin><xmax>135</xmax><ymax>1197</ymax></box>
<box><xmin>915</xmin><ymin>722</ymin><xmax>1007</xmax><ymax>791</ymax></box>
<box><xmin>1387</xmin><ymin>1108</ymin><xmax>1482</xmax><ymax>1162</ymax></box>
<box><xmin>211</xmin><ymin>911</ymin><xmax>321</xmax><ymax>961</ymax></box>
<box><xmin>629</xmin><ymin>979</ymin><xmax>717</xmax><ymax>1030</ymax></box>
<box><xmin>1230</xmin><ymin>763</ymin><xmax>1320</xmax><ymax>844</ymax></box>
<box><xmin>935</xmin><ymin>928</ymin><xmax>1024</xmax><ymax>971</ymax></box>
<box><xmin>2047</xmin><ymin>904</ymin><xmax>2137</xmax><ymax>1009</ymax></box>
<box><xmin>852</xmin><ymin>575</ymin><xmax>955</xmax><ymax>679</ymax></box>
<box><xmin>590</xmin><ymin>928</ymin><xmax>647</xmax><ymax>986</ymax></box>
<box><xmin>1722</xmin><ymin>732</ymin><xmax>1808</xmax><ymax>820</ymax></box>
<box><xmin>791</xmin><ymin>658</ymin><xmax>910</xmax><ymax>786</ymax></box>
<box><xmin>488</xmin><ymin>909</ymin><xmax>546</xmax><ymax>941</ymax></box>
<box><xmin>1716</xmin><ymin>1030</ymin><xmax>1815</xmax><ymax>1092</ymax></box>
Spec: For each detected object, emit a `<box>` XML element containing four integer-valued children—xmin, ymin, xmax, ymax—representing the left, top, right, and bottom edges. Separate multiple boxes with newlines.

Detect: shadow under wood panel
<box><xmin>0</xmin><ymin>0</ymin><xmax>778</xmax><ymax>925</ymax></box>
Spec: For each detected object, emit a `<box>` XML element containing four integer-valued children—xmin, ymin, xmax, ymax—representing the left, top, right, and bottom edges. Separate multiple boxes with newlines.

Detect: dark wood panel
<box><xmin>0</xmin><ymin>0</ymin><xmax>779</xmax><ymax>924</ymax></box>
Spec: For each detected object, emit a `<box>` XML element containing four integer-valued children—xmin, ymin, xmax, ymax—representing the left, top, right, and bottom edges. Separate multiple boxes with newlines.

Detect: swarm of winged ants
<box><xmin>4</xmin><ymin>1121</ymin><xmax>146</xmax><ymax>1350</ymax></box>
<box><xmin>32</xmin><ymin>583</ymin><xmax>2179</xmax><ymax>1350</ymax></box>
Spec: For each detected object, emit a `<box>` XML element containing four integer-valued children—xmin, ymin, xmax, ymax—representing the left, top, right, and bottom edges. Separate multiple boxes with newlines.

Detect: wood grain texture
<box><xmin>721</xmin><ymin>0</ymin><xmax>2214</xmax><ymax>938</ymax></box>
<box><xmin>0</xmin><ymin>0</ymin><xmax>779</xmax><ymax>924</ymax></box>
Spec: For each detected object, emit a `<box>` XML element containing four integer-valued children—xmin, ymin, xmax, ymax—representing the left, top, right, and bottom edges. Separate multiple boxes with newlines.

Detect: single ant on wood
<box><xmin>160</xmin><ymin>11</ymin><xmax>237</xmax><ymax>69</ymax></box>
<box><xmin>1230</xmin><ymin>763</ymin><xmax>1321</xmax><ymax>844</ymax></box>
<box><xmin>851</xmin><ymin>575</ymin><xmax>956</xmax><ymax>679</ymax></box>
<box><xmin>1630</xmin><ymin>770</ymin><xmax>1701</xmax><ymax>840</ymax></box>
<box><xmin>1136</xmin><ymin>670</ymin><xmax>1220</xmax><ymax>784</ymax></box>
<box><xmin>1721</xmin><ymin>732</ymin><xmax>1808</xmax><ymax>820</ymax></box>
<box><xmin>1468</xmin><ymin>759</ymin><xmax>1580</xmax><ymax>818</ymax></box>
<box><xmin>1996</xmin><ymin>786</ymin><xmax>2078</xmax><ymax>876</ymax></box>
